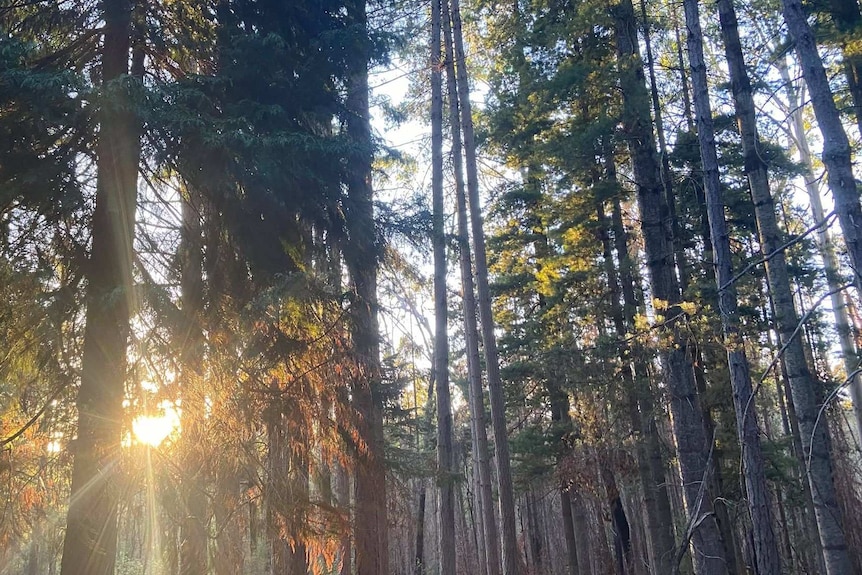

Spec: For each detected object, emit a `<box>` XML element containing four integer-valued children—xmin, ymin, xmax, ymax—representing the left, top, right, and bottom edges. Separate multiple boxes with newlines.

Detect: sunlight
<box><xmin>132</xmin><ymin>405</ymin><xmax>180</xmax><ymax>447</ymax></box>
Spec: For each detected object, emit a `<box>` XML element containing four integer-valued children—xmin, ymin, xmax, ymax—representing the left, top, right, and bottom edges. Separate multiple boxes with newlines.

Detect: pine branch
<box><xmin>0</xmin><ymin>377</ymin><xmax>67</xmax><ymax>447</ymax></box>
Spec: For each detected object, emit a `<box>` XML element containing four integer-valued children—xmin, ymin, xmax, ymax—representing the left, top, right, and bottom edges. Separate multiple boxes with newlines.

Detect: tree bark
<box><xmin>266</xmin><ymin>405</ymin><xmax>309</xmax><ymax>575</ymax></box>
<box><xmin>600</xmin><ymin>191</ymin><xmax>678</xmax><ymax>575</ymax></box>
<box><xmin>611</xmin><ymin>1</ymin><xmax>728</xmax><ymax>572</ymax></box>
<box><xmin>776</xmin><ymin>54</ymin><xmax>862</xmax><ymax>444</ymax></box>
<box><xmin>442</xmin><ymin>4</ymin><xmax>502</xmax><ymax>574</ymax></box>
<box><xmin>782</xmin><ymin>0</ymin><xmax>862</xmax><ymax>293</ymax></box>
<box><xmin>336</xmin><ymin>463</ymin><xmax>353</xmax><ymax>575</ymax></box>
<box><xmin>570</xmin><ymin>494</ymin><xmax>593</xmax><ymax>575</ymax></box>
<box><xmin>686</xmin><ymin>2</ymin><xmax>782</xmax><ymax>572</ymax></box>
<box><xmin>345</xmin><ymin>1</ymin><xmax>389</xmax><ymax>573</ymax></box>
<box><xmin>549</xmin><ymin>387</ymin><xmax>581</xmax><ymax>575</ymax></box>
<box><xmin>449</xmin><ymin>1</ymin><xmax>520</xmax><ymax>573</ymax></box>
<box><xmin>431</xmin><ymin>0</ymin><xmax>457</xmax><ymax>572</ymax></box>
<box><xmin>415</xmin><ymin>481</ymin><xmax>427</xmax><ymax>575</ymax></box>
<box><xmin>599</xmin><ymin>462</ymin><xmax>632</xmax><ymax>575</ymax></box>
<box><xmin>778</xmin><ymin>3</ymin><xmax>856</xmax><ymax>572</ymax></box>
<box><xmin>179</xmin><ymin>186</ymin><xmax>208</xmax><ymax>575</ymax></box>
<box><xmin>60</xmin><ymin>1</ymin><xmax>139</xmax><ymax>572</ymax></box>
<box><xmin>639</xmin><ymin>0</ymin><xmax>687</xmax><ymax>290</ymax></box>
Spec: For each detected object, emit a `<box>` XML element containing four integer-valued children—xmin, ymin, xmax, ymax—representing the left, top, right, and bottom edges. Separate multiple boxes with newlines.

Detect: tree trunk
<box><xmin>549</xmin><ymin>387</ymin><xmax>581</xmax><ymax>575</ymax></box>
<box><xmin>778</xmin><ymin>4</ymin><xmax>856</xmax><ymax>572</ymax></box>
<box><xmin>431</xmin><ymin>0</ymin><xmax>457</xmax><ymax>572</ymax></box>
<box><xmin>782</xmin><ymin>0</ymin><xmax>862</xmax><ymax>294</ymax></box>
<box><xmin>415</xmin><ymin>481</ymin><xmax>427</xmax><ymax>575</ymax></box>
<box><xmin>600</xmin><ymin>191</ymin><xmax>678</xmax><ymax>575</ymax></box>
<box><xmin>827</xmin><ymin>0</ymin><xmax>862</xmax><ymax>140</ymax></box>
<box><xmin>336</xmin><ymin>463</ymin><xmax>353</xmax><ymax>575</ymax></box>
<box><xmin>345</xmin><ymin>1</ymin><xmax>389</xmax><ymax>572</ymax></box>
<box><xmin>611</xmin><ymin>0</ymin><xmax>728</xmax><ymax>572</ymax></box>
<box><xmin>639</xmin><ymin>0</ymin><xmax>687</xmax><ymax>289</ymax></box>
<box><xmin>776</xmin><ymin>54</ymin><xmax>862</xmax><ymax>443</ymax></box>
<box><xmin>600</xmin><ymin>462</ymin><xmax>632</xmax><ymax>575</ymax></box>
<box><xmin>686</xmin><ymin>2</ymin><xmax>781</xmax><ymax>572</ymax></box>
<box><xmin>179</xmin><ymin>186</ymin><xmax>208</xmax><ymax>575</ymax></box>
<box><xmin>442</xmin><ymin>3</ymin><xmax>501</xmax><ymax>574</ymax></box>
<box><xmin>571</xmin><ymin>494</ymin><xmax>593</xmax><ymax>575</ymax></box>
<box><xmin>672</xmin><ymin>1</ymin><xmax>694</xmax><ymax>133</ymax></box>
<box><xmin>60</xmin><ymin>1</ymin><xmax>139</xmax><ymax>573</ymax></box>
<box><xmin>449</xmin><ymin>1</ymin><xmax>520</xmax><ymax>573</ymax></box>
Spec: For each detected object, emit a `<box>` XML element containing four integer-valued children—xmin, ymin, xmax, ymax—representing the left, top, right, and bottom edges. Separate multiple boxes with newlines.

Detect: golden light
<box><xmin>132</xmin><ymin>404</ymin><xmax>180</xmax><ymax>447</ymax></box>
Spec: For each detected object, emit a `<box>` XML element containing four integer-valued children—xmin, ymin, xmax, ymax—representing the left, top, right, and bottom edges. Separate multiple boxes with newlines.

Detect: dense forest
<box><xmin>2</xmin><ymin>0</ymin><xmax>862</xmax><ymax>573</ymax></box>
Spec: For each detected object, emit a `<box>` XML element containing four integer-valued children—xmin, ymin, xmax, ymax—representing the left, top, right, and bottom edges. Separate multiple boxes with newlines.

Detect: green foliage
<box><xmin>0</xmin><ymin>37</ymin><xmax>87</xmax><ymax>218</ymax></box>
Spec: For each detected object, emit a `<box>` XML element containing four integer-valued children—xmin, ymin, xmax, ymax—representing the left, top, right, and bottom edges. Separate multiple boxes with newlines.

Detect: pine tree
<box><xmin>431</xmin><ymin>0</ymin><xmax>457</xmax><ymax>571</ymax></box>
<box><xmin>449</xmin><ymin>1</ymin><xmax>521</xmax><ymax>572</ymax></box>
<box><xmin>684</xmin><ymin>0</ymin><xmax>781</xmax><ymax>570</ymax></box>
<box><xmin>441</xmin><ymin>2</ymin><xmax>502</xmax><ymax>572</ymax></box>
<box><xmin>611</xmin><ymin>0</ymin><xmax>729</xmax><ymax>571</ymax></box>
<box><xmin>779</xmin><ymin>1</ymin><xmax>856</xmax><ymax>571</ymax></box>
<box><xmin>60</xmin><ymin>1</ymin><xmax>143</xmax><ymax>572</ymax></box>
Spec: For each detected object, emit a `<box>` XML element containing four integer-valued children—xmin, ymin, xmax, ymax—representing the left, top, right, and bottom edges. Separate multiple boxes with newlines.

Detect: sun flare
<box><xmin>132</xmin><ymin>407</ymin><xmax>180</xmax><ymax>447</ymax></box>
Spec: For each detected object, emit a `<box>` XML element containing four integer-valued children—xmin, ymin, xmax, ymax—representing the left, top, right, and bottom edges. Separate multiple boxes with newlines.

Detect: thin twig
<box><xmin>719</xmin><ymin>211</ymin><xmax>836</xmax><ymax>292</ymax></box>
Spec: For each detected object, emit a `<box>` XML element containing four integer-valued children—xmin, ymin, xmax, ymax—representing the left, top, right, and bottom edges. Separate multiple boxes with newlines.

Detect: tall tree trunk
<box><xmin>415</xmin><ymin>481</ymin><xmax>427</xmax><ymax>575</ymax></box>
<box><xmin>179</xmin><ymin>186</ymin><xmax>208</xmax><ymax>575</ymax></box>
<box><xmin>770</xmin><ymin>295</ymin><xmax>828</xmax><ymax>574</ymax></box>
<box><xmin>782</xmin><ymin>0</ymin><xmax>862</xmax><ymax>293</ymax></box>
<box><xmin>599</xmin><ymin>462</ymin><xmax>632</xmax><ymax>575</ymax></box>
<box><xmin>777</xmin><ymin>4</ymin><xmax>857</xmax><ymax>573</ymax></box>
<box><xmin>336</xmin><ymin>463</ymin><xmax>353</xmax><ymax>575</ymax></box>
<box><xmin>442</xmin><ymin>4</ymin><xmax>501</xmax><ymax>574</ymax></box>
<box><xmin>672</xmin><ymin>1</ymin><xmax>694</xmax><ymax>133</ymax></box>
<box><xmin>639</xmin><ymin>0</ymin><xmax>687</xmax><ymax>289</ymax></box>
<box><xmin>611</xmin><ymin>1</ymin><xmax>728</xmax><ymax>572</ymax></box>
<box><xmin>449</xmin><ymin>1</ymin><xmax>520</xmax><ymax>573</ymax></box>
<box><xmin>599</xmin><ymin>189</ymin><xmax>678</xmax><ymax>575</ymax></box>
<box><xmin>570</xmin><ymin>494</ymin><xmax>593</xmax><ymax>575</ymax></box>
<box><xmin>685</xmin><ymin>2</ymin><xmax>781</xmax><ymax>572</ymax></box>
<box><xmin>267</xmin><ymin>397</ymin><xmax>285</xmax><ymax>574</ymax></box>
<box><xmin>827</xmin><ymin>0</ymin><xmax>862</xmax><ymax>140</ymax></box>
<box><xmin>431</xmin><ymin>0</ymin><xmax>457</xmax><ymax>572</ymax></box>
<box><xmin>549</xmin><ymin>387</ymin><xmax>581</xmax><ymax>575</ymax></box>
<box><xmin>469</xmin><ymin>460</ymin><xmax>489</xmax><ymax>575</ymax></box>
<box><xmin>345</xmin><ymin>1</ymin><xmax>389</xmax><ymax>573</ymax></box>
<box><xmin>60</xmin><ymin>1</ymin><xmax>140</xmax><ymax>572</ymax></box>
<box><xmin>776</xmin><ymin>54</ymin><xmax>862</xmax><ymax>443</ymax></box>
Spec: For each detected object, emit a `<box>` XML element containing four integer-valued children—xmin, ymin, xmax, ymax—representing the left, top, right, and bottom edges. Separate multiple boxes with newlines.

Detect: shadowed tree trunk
<box><xmin>570</xmin><ymin>494</ymin><xmax>593</xmax><ymax>575</ymax></box>
<box><xmin>776</xmin><ymin>54</ymin><xmax>862</xmax><ymax>444</ymax></box>
<box><xmin>431</xmin><ymin>0</ymin><xmax>457</xmax><ymax>571</ymax></box>
<box><xmin>777</xmin><ymin>2</ymin><xmax>856</xmax><ymax>572</ymax></box>
<box><xmin>782</xmin><ymin>0</ymin><xmax>862</xmax><ymax>293</ymax></box>
<box><xmin>611</xmin><ymin>0</ymin><xmax>728</xmax><ymax>572</ymax></box>
<box><xmin>60</xmin><ymin>1</ymin><xmax>141</xmax><ymax>572</ymax></box>
<box><xmin>826</xmin><ymin>0</ymin><xmax>862</xmax><ymax>139</ymax></box>
<box><xmin>442</xmin><ymin>3</ymin><xmax>501</xmax><ymax>574</ymax></box>
<box><xmin>266</xmin><ymin>403</ymin><xmax>309</xmax><ymax>575</ymax></box>
<box><xmin>598</xmin><ymin>186</ymin><xmax>677</xmax><ymax>575</ymax></box>
<box><xmin>685</xmin><ymin>1</ymin><xmax>781</xmax><ymax>572</ymax></box>
<box><xmin>599</xmin><ymin>462</ymin><xmax>632</xmax><ymax>575</ymax></box>
<box><xmin>449</xmin><ymin>0</ymin><xmax>520</xmax><ymax>573</ymax></box>
<box><xmin>415</xmin><ymin>482</ymin><xmax>427</xmax><ymax>575</ymax></box>
<box><xmin>336</xmin><ymin>462</ymin><xmax>353</xmax><ymax>575</ymax></box>
<box><xmin>345</xmin><ymin>2</ymin><xmax>389</xmax><ymax>574</ymax></box>
<box><xmin>179</xmin><ymin>186</ymin><xmax>208</xmax><ymax>575</ymax></box>
<box><xmin>639</xmin><ymin>0</ymin><xmax>687</xmax><ymax>288</ymax></box>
